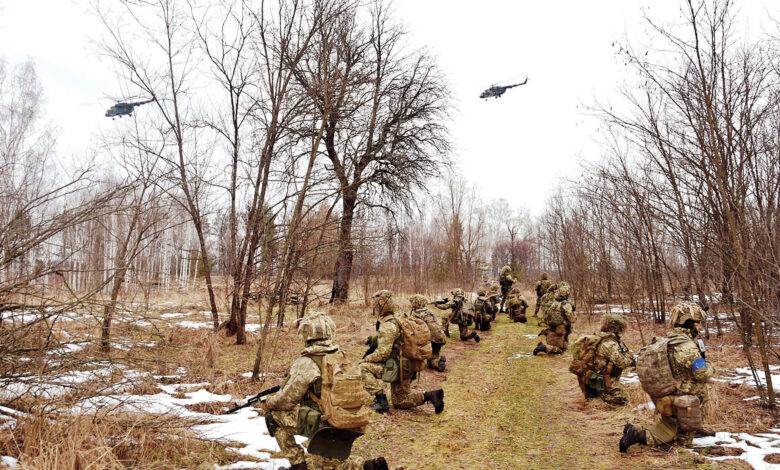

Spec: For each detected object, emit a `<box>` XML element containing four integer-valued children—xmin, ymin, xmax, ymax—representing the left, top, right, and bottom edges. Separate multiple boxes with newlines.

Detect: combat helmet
<box><xmin>409</xmin><ymin>294</ymin><xmax>429</xmax><ymax>309</ymax></box>
<box><xmin>600</xmin><ymin>314</ymin><xmax>628</xmax><ymax>335</ymax></box>
<box><xmin>510</xmin><ymin>287</ymin><xmax>521</xmax><ymax>295</ymax></box>
<box><xmin>668</xmin><ymin>301</ymin><xmax>707</xmax><ymax>327</ymax></box>
<box><xmin>489</xmin><ymin>283</ymin><xmax>500</xmax><ymax>294</ymax></box>
<box><xmin>540</xmin><ymin>271</ymin><xmax>549</xmax><ymax>280</ymax></box>
<box><xmin>477</xmin><ymin>288</ymin><xmax>487</xmax><ymax>297</ymax></box>
<box><xmin>451</xmin><ymin>288</ymin><xmax>465</xmax><ymax>299</ymax></box>
<box><xmin>556</xmin><ymin>282</ymin><xmax>571</xmax><ymax>298</ymax></box>
<box><xmin>297</xmin><ymin>312</ymin><xmax>336</xmax><ymax>342</ymax></box>
<box><xmin>500</xmin><ymin>266</ymin><xmax>512</xmax><ymax>275</ymax></box>
<box><xmin>372</xmin><ymin>289</ymin><xmax>395</xmax><ymax>315</ymax></box>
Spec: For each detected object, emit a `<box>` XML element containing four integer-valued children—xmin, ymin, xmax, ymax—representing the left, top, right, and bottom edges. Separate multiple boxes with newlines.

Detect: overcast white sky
<box><xmin>1</xmin><ymin>0</ymin><xmax>777</xmax><ymax>215</ymax></box>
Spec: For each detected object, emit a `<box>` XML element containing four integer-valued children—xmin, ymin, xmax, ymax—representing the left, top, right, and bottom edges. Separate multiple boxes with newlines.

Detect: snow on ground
<box><xmin>693</xmin><ymin>431</ymin><xmax>780</xmax><ymax>469</ymax></box>
<box><xmin>620</xmin><ymin>372</ymin><xmax>640</xmax><ymax>384</ymax></box>
<box><xmin>714</xmin><ymin>366</ymin><xmax>780</xmax><ymax>389</ymax></box>
<box><xmin>522</xmin><ymin>334</ymin><xmax>539</xmax><ymax>339</ymax></box>
<box><xmin>507</xmin><ymin>353</ymin><xmax>532</xmax><ymax>360</ymax></box>
<box><xmin>0</xmin><ymin>456</ymin><xmax>18</xmax><ymax>468</ymax></box>
<box><xmin>633</xmin><ymin>401</ymin><xmax>655</xmax><ymax>411</ymax></box>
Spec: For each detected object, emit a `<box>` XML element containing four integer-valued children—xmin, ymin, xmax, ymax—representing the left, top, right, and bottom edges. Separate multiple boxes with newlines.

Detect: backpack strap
<box><xmin>307</xmin><ymin>354</ymin><xmax>326</xmax><ymax>407</ymax></box>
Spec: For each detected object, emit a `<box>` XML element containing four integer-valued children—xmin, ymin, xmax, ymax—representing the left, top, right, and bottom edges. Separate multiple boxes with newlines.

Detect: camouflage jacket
<box><xmin>362</xmin><ymin>314</ymin><xmax>399</xmax><ymax>364</ymax></box>
<box><xmin>538</xmin><ymin>291</ymin><xmax>557</xmax><ymax>316</ymax></box>
<box><xmin>506</xmin><ymin>295</ymin><xmax>528</xmax><ymax>314</ymax></box>
<box><xmin>535</xmin><ymin>279</ymin><xmax>552</xmax><ymax>298</ymax></box>
<box><xmin>594</xmin><ymin>333</ymin><xmax>634</xmax><ymax>376</ymax></box>
<box><xmin>499</xmin><ymin>273</ymin><xmax>516</xmax><ymax>289</ymax></box>
<box><xmin>667</xmin><ymin>327</ymin><xmax>715</xmax><ymax>398</ymax></box>
<box><xmin>434</xmin><ymin>297</ymin><xmax>469</xmax><ymax>325</ymax></box>
<box><xmin>412</xmin><ymin>307</ymin><xmax>445</xmax><ymax>343</ymax></box>
<box><xmin>542</xmin><ymin>297</ymin><xmax>576</xmax><ymax>326</ymax></box>
<box><xmin>265</xmin><ymin>340</ymin><xmax>339</xmax><ymax>411</ymax></box>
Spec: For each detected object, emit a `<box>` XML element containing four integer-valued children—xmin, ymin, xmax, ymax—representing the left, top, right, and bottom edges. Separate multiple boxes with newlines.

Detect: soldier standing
<box><xmin>534</xmin><ymin>282</ymin><xmax>575</xmax><ymax>355</ymax></box>
<box><xmin>409</xmin><ymin>294</ymin><xmax>447</xmax><ymax>372</ymax></box>
<box><xmin>263</xmin><ymin>312</ymin><xmax>388</xmax><ymax>470</ymax></box>
<box><xmin>487</xmin><ymin>283</ymin><xmax>501</xmax><ymax>321</ymax></box>
<box><xmin>570</xmin><ymin>314</ymin><xmax>634</xmax><ymax>405</ymax></box>
<box><xmin>533</xmin><ymin>272</ymin><xmax>552</xmax><ymax>316</ymax></box>
<box><xmin>620</xmin><ymin>302</ymin><xmax>715</xmax><ymax>452</ymax></box>
<box><xmin>434</xmin><ymin>288</ymin><xmax>480</xmax><ymax>343</ymax></box>
<box><xmin>498</xmin><ymin>266</ymin><xmax>516</xmax><ymax>313</ymax></box>
<box><xmin>359</xmin><ymin>290</ymin><xmax>444</xmax><ymax>414</ymax></box>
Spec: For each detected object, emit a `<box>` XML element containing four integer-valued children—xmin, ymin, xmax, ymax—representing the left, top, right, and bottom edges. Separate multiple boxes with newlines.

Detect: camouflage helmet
<box><xmin>556</xmin><ymin>282</ymin><xmax>571</xmax><ymax>298</ymax></box>
<box><xmin>477</xmin><ymin>288</ymin><xmax>487</xmax><ymax>296</ymax></box>
<box><xmin>669</xmin><ymin>302</ymin><xmax>707</xmax><ymax>327</ymax></box>
<box><xmin>489</xmin><ymin>283</ymin><xmax>500</xmax><ymax>294</ymax></box>
<box><xmin>510</xmin><ymin>287</ymin><xmax>521</xmax><ymax>295</ymax></box>
<box><xmin>540</xmin><ymin>271</ymin><xmax>549</xmax><ymax>280</ymax></box>
<box><xmin>372</xmin><ymin>289</ymin><xmax>395</xmax><ymax>315</ymax></box>
<box><xmin>600</xmin><ymin>314</ymin><xmax>628</xmax><ymax>334</ymax></box>
<box><xmin>409</xmin><ymin>294</ymin><xmax>429</xmax><ymax>309</ymax></box>
<box><xmin>500</xmin><ymin>266</ymin><xmax>512</xmax><ymax>275</ymax></box>
<box><xmin>451</xmin><ymin>288</ymin><xmax>465</xmax><ymax>299</ymax></box>
<box><xmin>297</xmin><ymin>312</ymin><xmax>336</xmax><ymax>342</ymax></box>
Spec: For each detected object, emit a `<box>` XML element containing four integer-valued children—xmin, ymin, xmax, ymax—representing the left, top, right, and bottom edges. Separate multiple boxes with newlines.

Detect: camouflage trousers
<box><xmin>533</xmin><ymin>298</ymin><xmax>542</xmax><ymax>316</ymax></box>
<box><xmin>454</xmin><ymin>324</ymin><xmax>477</xmax><ymax>342</ymax></box>
<box><xmin>643</xmin><ymin>414</ymin><xmax>695</xmax><ymax>447</ymax></box>
<box><xmin>578</xmin><ymin>374</ymin><xmax>629</xmax><ymax>405</ymax></box>
<box><xmin>360</xmin><ymin>361</ymin><xmax>386</xmax><ymax>396</ymax></box>
<box><xmin>426</xmin><ymin>342</ymin><xmax>444</xmax><ymax>370</ymax></box>
<box><xmin>268</xmin><ymin>410</ymin><xmax>365</xmax><ymax>469</ymax></box>
<box><xmin>500</xmin><ymin>286</ymin><xmax>510</xmax><ymax>311</ymax></box>
<box><xmin>543</xmin><ymin>324</ymin><xmax>568</xmax><ymax>354</ymax></box>
<box><xmin>390</xmin><ymin>377</ymin><xmax>425</xmax><ymax>409</ymax></box>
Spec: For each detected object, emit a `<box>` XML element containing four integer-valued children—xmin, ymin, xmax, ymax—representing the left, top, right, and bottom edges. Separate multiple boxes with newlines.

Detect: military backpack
<box><xmin>635</xmin><ymin>336</ymin><xmax>687</xmax><ymax>398</ymax></box>
<box><xmin>310</xmin><ymin>352</ymin><xmax>371</xmax><ymax>430</ymax></box>
<box><xmin>569</xmin><ymin>333</ymin><xmax>607</xmax><ymax>377</ymax></box>
<box><xmin>396</xmin><ymin>313</ymin><xmax>433</xmax><ymax>361</ymax></box>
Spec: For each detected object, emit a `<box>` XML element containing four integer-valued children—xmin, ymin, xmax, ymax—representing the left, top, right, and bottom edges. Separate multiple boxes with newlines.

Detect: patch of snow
<box><xmin>0</xmin><ymin>456</ymin><xmax>18</xmax><ymax>468</ymax></box>
<box><xmin>214</xmin><ymin>461</ymin><xmax>269</xmax><ymax>469</ymax></box>
<box><xmin>175</xmin><ymin>321</ymin><xmax>212</xmax><ymax>329</ymax></box>
<box><xmin>715</xmin><ymin>366</ymin><xmax>780</xmax><ymax>388</ymax></box>
<box><xmin>634</xmin><ymin>401</ymin><xmax>655</xmax><ymax>411</ymax></box>
<box><xmin>161</xmin><ymin>312</ymin><xmax>190</xmax><ymax>318</ymax></box>
<box><xmin>157</xmin><ymin>382</ymin><xmax>211</xmax><ymax>395</ymax></box>
<box><xmin>744</xmin><ymin>396</ymin><xmax>762</xmax><ymax>402</ymax></box>
<box><xmin>693</xmin><ymin>431</ymin><xmax>780</xmax><ymax>469</ymax></box>
<box><xmin>507</xmin><ymin>353</ymin><xmax>532</xmax><ymax>360</ymax></box>
<box><xmin>522</xmin><ymin>334</ymin><xmax>538</xmax><ymax>339</ymax></box>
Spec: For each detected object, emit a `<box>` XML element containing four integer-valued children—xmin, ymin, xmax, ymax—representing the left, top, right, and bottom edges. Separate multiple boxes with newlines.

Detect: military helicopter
<box><xmin>479</xmin><ymin>77</ymin><xmax>528</xmax><ymax>99</ymax></box>
<box><xmin>104</xmin><ymin>99</ymin><xmax>154</xmax><ymax>118</ymax></box>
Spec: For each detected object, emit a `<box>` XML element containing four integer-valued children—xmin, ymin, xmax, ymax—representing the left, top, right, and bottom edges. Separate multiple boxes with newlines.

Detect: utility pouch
<box><xmin>674</xmin><ymin>395</ymin><xmax>703</xmax><ymax>431</ymax></box>
<box><xmin>296</xmin><ymin>405</ymin><xmax>322</xmax><ymax>438</ymax></box>
<box><xmin>654</xmin><ymin>395</ymin><xmax>675</xmax><ymax>417</ymax></box>
<box><xmin>381</xmin><ymin>358</ymin><xmax>399</xmax><ymax>383</ymax></box>
<box><xmin>588</xmin><ymin>372</ymin><xmax>606</xmax><ymax>392</ymax></box>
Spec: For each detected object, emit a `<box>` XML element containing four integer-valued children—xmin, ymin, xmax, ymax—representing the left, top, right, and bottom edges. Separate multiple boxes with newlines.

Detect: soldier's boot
<box><xmin>423</xmin><ymin>389</ymin><xmax>445</xmax><ymax>414</ymax></box>
<box><xmin>437</xmin><ymin>356</ymin><xmax>446</xmax><ymax>372</ymax></box>
<box><xmin>473</xmin><ymin>333</ymin><xmax>480</xmax><ymax>343</ymax></box>
<box><xmin>363</xmin><ymin>457</ymin><xmax>388</xmax><ymax>470</ymax></box>
<box><xmin>283</xmin><ymin>463</ymin><xmax>308</xmax><ymax>470</ymax></box>
<box><xmin>533</xmin><ymin>341</ymin><xmax>547</xmax><ymax>355</ymax></box>
<box><xmin>619</xmin><ymin>423</ymin><xmax>647</xmax><ymax>453</ymax></box>
<box><xmin>695</xmin><ymin>429</ymin><xmax>716</xmax><ymax>438</ymax></box>
<box><xmin>370</xmin><ymin>393</ymin><xmax>390</xmax><ymax>414</ymax></box>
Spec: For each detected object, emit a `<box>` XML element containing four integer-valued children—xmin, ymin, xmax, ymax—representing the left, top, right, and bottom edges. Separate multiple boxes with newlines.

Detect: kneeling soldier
<box><xmin>409</xmin><ymin>294</ymin><xmax>447</xmax><ymax>372</ymax></box>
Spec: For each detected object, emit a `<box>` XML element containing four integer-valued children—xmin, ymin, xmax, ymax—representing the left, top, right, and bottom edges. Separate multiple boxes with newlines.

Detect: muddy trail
<box><xmin>352</xmin><ymin>314</ymin><xmax>748</xmax><ymax>470</ymax></box>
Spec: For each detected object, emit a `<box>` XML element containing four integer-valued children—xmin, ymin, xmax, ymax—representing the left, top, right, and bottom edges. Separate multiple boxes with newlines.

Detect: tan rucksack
<box><xmin>569</xmin><ymin>333</ymin><xmax>606</xmax><ymax>376</ymax></box>
<box><xmin>314</xmin><ymin>352</ymin><xmax>370</xmax><ymax>429</ymax></box>
<box><xmin>635</xmin><ymin>336</ymin><xmax>686</xmax><ymax>398</ymax></box>
<box><xmin>396</xmin><ymin>313</ymin><xmax>433</xmax><ymax>361</ymax></box>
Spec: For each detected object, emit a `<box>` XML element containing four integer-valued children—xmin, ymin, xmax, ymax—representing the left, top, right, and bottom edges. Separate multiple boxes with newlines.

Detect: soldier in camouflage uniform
<box><xmin>359</xmin><ymin>290</ymin><xmax>444</xmax><ymax>414</ymax></box>
<box><xmin>409</xmin><ymin>294</ymin><xmax>447</xmax><ymax>372</ymax></box>
<box><xmin>487</xmin><ymin>283</ymin><xmax>501</xmax><ymax>321</ymax></box>
<box><xmin>533</xmin><ymin>272</ymin><xmax>552</xmax><ymax>316</ymax></box>
<box><xmin>498</xmin><ymin>266</ymin><xmax>516</xmax><ymax>313</ymax></box>
<box><xmin>434</xmin><ymin>288</ymin><xmax>480</xmax><ymax>343</ymax></box>
<box><xmin>473</xmin><ymin>288</ymin><xmax>492</xmax><ymax>331</ymax></box>
<box><xmin>620</xmin><ymin>302</ymin><xmax>715</xmax><ymax>452</ymax></box>
<box><xmin>534</xmin><ymin>282</ymin><xmax>575</xmax><ymax>355</ymax></box>
<box><xmin>263</xmin><ymin>312</ymin><xmax>387</xmax><ymax>470</ymax></box>
<box><xmin>576</xmin><ymin>314</ymin><xmax>634</xmax><ymax>405</ymax></box>
<box><xmin>505</xmin><ymin>287</ymin><xmax>529</xmax><ymax>323</ymax></box>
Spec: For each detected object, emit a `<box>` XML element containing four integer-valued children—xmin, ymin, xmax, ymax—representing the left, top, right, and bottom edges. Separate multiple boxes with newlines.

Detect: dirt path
<box><xmin>353</xmin><ymin>314</ymin><xmax>746</xmax><ymax>469</ymax></box>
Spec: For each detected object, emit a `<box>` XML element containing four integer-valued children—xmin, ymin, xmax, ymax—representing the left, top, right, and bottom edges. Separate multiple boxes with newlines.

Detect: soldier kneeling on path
<box><xmin>505</xmin><ymin>287</ymin><xmax>529</xmax><ymax>323</ymax></box>
<box><xmin>408</xmin><ymin>294</ymin><xmax>447</xmax><ymax>372</ymax></box>
<box><xmin>569</xmin><ymin>314</ymin><xmax>634</xmax><ymax>405</ymax></box>
<box><xmin>360</xmin><ymin>290</ymin><xmax>445</xmax><ymax>414</ymax></box>
<box><xmin>263</xmin><ymin>312</ymin><xmax>387</xmax><ymax>470</ymax></box>
<box><xmin>473</xmin><ymin>288</ymin><xmax>492</xmax><ymax>331</ymax></box>
<box><xmin>534</xmin><ymin>282</ymin><xmax>575</xmax><ymax>355</ymax></box>
<box><xmin>434</xmin><ymin>288</ymin><xmax>480</xmax><ymax>343</ymax></box>
<box><xmin>620</xmin><ymin>302</ymin><xmax>715</xmax><ymax>453</ymax></box>
<box><xmin>487</xmin><ymin>283</ymin><xmax>501</xmax><ymax>321</ymax></box>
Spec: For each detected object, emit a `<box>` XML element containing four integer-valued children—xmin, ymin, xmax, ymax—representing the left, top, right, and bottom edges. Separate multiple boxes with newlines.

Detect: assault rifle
<box><xmin>431</xmin><ymin>297</ymin><xmax>449</xmax><ymax>306</ymax></box>
<box><xmin>227</xmin><ymin>385</ymin><xmax>281</xmax><ymax>413</ymax></box>
<box><xmin>363</xmin><ymin>335</ymin><xmax>378</xmax><ymax>359</ymax></box>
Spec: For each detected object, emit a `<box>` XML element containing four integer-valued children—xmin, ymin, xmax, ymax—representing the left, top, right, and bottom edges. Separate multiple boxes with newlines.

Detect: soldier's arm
<box><xmin>265</xmin><ymin>357</ymin><xmax>320</xmax><ymax>411</ymax></box>
<box><xmin>433</xmin><ymin>300</ymin><xmax>453</xmax><ymax>311</ymax></box>
<box><xmin>675</xmin><ymin>341</ymin><xmax>716</xmax><ymax>382</ymax></box>
<box><xmin>363</xmin><ymin>320</ymin><xmax>399</xmax><ymax>363</ymax></box>
<box><xmin>600</xmin><ymin>340</ymin><xmax>634</xmax><ymax>370</ymax></box>
<box><xmin>563</xmin><ymin>303</ymin><xmax>576</xmax><ymax>323</ymax></box>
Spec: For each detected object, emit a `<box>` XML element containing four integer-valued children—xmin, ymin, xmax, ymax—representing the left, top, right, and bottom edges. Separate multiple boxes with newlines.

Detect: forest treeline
<box><xmin>0</xmin><ymin>0</ymin><xmax>778</xmax><ymax>404</ymax></box>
